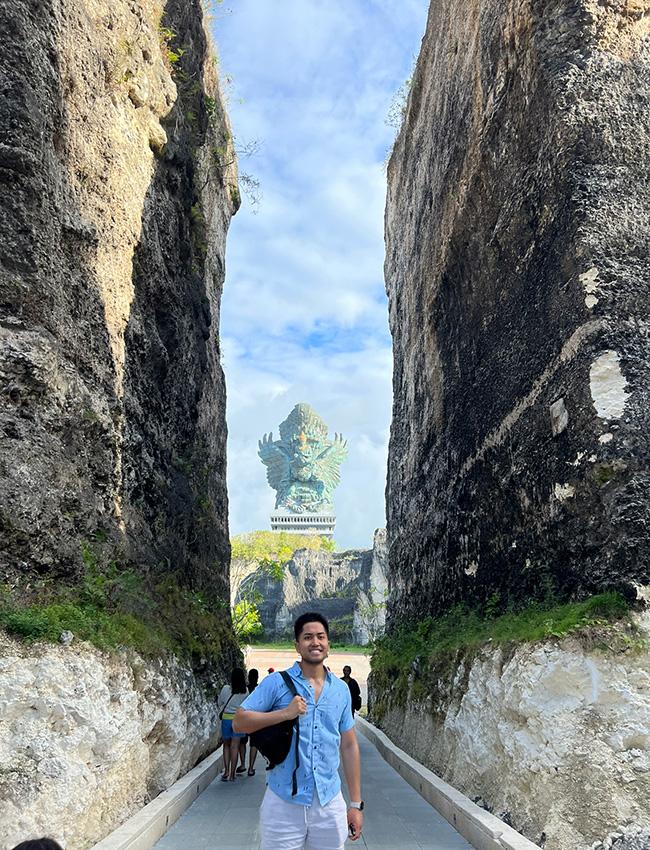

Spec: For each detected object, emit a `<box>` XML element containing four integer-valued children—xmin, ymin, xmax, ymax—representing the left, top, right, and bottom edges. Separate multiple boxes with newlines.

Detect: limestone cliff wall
<box><xmin>236</xmin><ymin>529</ymin><xmax>388</xmax><ymax>644</ymax></box>
<box><xmin>385</xmin><ymin>0</ymin><xmax>650</xmax><ymax>621</ymax></box>
<box><xmin>0</xmin><ymin>0</ymin><xmax>238</xmax><ymax>593</ymax></box>
<box><xmin>0</xmin><ymin>0</ymin><xmax>239</xmax><ymax>843</ymax></box>
<box><xmin>0</xmin><ymin>635</ymin><xmax>221</xmax><ymax>850</ymax></box>
<box><xmin>369</xmin><ymin>616</ymin><xmax>650</xmax><ymax>850</ymax></box>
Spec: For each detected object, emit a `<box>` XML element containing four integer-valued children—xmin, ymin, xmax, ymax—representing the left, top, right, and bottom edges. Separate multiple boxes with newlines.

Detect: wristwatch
<box><xmin>349</xmin><ymin>801</ymin><xmax>364</xmax><ymax>811</ymax></box>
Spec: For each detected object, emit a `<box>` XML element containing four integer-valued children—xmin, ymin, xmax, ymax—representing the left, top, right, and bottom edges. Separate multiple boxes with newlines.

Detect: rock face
<box><xmin>385</xmin><ymin>0</ymin><xmax>650</xmax><ymax>622</ymax></box>
<box><xmin>369</xmin><ymin>616</ymin><xmax>650</xmax><ymax>850</ymax></box>
<box><xmin>237</xmin><ymin>529</ymin><xmax>388</xmax><ymax>644</ymax></box>
<box><xmin>0</xmin><ymin>0</ymin><xmax>238</xmax><ymax>843</ymax></box>
<box><xmin>0</xmin><ymin>634</ymin><xmax>221</xmax><ymax>850</ymax></box>
<box><xmin>0</xmin><ymin>0</ymin><xmax>238</xmax><ymax>592</ymax></box>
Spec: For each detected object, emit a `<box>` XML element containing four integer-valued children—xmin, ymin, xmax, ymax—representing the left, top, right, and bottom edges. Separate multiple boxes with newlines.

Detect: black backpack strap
<box><xmin>280</xmin><ymin>670</ymin><xmax>300</xmax><ymax>797</ymax></box>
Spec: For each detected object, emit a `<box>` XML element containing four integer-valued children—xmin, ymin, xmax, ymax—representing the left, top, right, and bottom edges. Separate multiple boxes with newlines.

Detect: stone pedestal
<box><xmin>269</xmin><ymin>510</ymin><xmax>335</xmax><ymax>537</ymax></box>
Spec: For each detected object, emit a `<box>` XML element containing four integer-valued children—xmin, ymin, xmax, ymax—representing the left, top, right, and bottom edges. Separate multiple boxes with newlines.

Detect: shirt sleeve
<box><xmin>339</xmin><ymin>683</ymin><xmax>355</xmax><ymax>732</ymax></box>
<box><xmin>240</xmin><ymin>673</ymin><xmax>278</xmax><ymax>712</ymax></box>
<box><xmin>217</xmin><ymin>685</ymin><xmax>230</xmax><ymax>711</ymax></box>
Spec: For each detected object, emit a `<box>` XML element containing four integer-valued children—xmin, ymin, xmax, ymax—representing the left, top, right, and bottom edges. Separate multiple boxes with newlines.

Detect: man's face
<box><xmin>343</xmin><ymin>666</ymin><xmax>351</xmax><ymax>676</ymax></box>
<box><xmin>295</xmin><ymin>621</ymin><xmax>330</xmax><ymax>665</ymax></box>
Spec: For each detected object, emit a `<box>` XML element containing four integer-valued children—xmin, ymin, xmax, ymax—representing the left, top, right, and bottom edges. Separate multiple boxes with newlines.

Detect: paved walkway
<box><xmin>154</xmin><ymin>732</ymin><xmax>473</xmax><ymax>850</ymax></box>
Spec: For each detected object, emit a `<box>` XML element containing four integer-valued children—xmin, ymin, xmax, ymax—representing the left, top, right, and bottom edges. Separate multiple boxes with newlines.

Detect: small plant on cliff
<box><xmin>232</xmin><ymin>599</ymin><xmax>263</xmax><ymax>640</ymax></box>
<box><xmin>158</xmin><ymin>23</ymin><xmax>185</xmax><ymax>67</ymax></box>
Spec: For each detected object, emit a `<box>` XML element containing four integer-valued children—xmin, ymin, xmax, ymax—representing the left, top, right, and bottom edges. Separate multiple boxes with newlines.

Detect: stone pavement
<box><xmin>153</xmin><ymin>732</ymin><xmax>473</xmax><ymax>850</ymax></box>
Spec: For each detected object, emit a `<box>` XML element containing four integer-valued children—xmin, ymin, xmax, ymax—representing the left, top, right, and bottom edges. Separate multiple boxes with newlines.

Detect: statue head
<box><xmin>259</xmin><ymin>403</ymin><xmax>347</xmax><ymax>513</ymax></box>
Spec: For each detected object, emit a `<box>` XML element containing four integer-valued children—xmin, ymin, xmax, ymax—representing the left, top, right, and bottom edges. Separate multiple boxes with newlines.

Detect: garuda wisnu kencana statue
<box><xmin>258</xmin><ymin>403</ymin><xmax>348</xmax><ymax>514</ymax></box>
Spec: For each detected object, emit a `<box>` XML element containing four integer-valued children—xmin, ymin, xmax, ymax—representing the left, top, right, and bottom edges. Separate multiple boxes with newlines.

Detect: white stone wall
<box><xmin>0</xmin><ymin>636</ymin><xmax>220</xmax><ymax>850</ymax></box>
<box><xmin>373</xmin><ymin>614</ymin><xmax>650</xmax><ymax>850</ymax></box>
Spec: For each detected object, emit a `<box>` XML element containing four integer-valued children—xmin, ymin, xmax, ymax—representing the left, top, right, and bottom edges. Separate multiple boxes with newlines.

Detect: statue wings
<box><xmin>314</xmin><ymin>433</ymin><xmax>348</xmax><ymax>493</ymax></box>
<box><xmin>258</xmin><ymin>433</ymin><xmax>290</xmax><ymax>493</ymax></box>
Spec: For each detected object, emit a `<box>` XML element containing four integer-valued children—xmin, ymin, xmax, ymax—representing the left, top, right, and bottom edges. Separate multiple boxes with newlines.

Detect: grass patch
<box><xmin>0</xmin><ymin>602</ymin><xmax>171</xmax><ymax>654</ymax></box>
<box><xmin>372</xmin><ymin>592</ymin><xmax>635</xmax><ymax>680</ymax></box>
<box><xmin>0</xmin><ymin>541</ymin><xmax>237</xmax><ymax>667</ymax></box>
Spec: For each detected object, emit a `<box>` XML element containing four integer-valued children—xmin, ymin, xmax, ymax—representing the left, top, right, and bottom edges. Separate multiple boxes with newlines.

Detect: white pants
<box><xmin>260</xmin><ymin>787</ymin><xmax>348</xmax><ymax>850</ymax></box>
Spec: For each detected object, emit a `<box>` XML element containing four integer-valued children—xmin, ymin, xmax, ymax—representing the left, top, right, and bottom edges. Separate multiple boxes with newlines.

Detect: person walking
<box><xmin>234</xmin><ymin>612</ymin><xmax>363</xmax><ymax>849</ymax></box>
<box><xmin>341</xmin><ymin>666</ymin><xmax>362</xmax><ymax>717</ymax></box>
<box><xmin>245</xmin><ymin>668</ymin><xmax>260</xmax><ymax>776</ymax></box>
<box><xmin>217</xmin><ymin>667</ymin><xmax>248</xmax><ymax>781</ymax></box>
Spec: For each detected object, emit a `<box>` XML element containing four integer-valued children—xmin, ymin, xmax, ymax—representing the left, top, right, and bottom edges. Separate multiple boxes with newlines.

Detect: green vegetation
<box><xmin>158</xmin><ymin>24</ymin><xmax>184</xmax><ymax>67</ymax></box>
<box><xmin>228</xmin><ymin>184</ymin><xmax>241</xmax><ymax>209</ymax></box>
<box><xmin>372</xmin><ymin>592</ymin><xmax>636</xmax><ymax>683</ymax></box>
<box><xmin>232</xmin><ymin>599</ymin><xmax>263</xmax><ymax>640</ymax></box>
<box><xmin>231</xmin><ymin>530</ymin><xmax>335</xmax><ymax>565</ymax></box>
<box><xmin>0</xmin><ymin>541</ymin><xmax>237</xmax><ymax>666</ymax></box>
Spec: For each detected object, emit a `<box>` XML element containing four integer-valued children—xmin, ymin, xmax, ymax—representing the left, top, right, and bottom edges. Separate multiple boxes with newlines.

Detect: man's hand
<box><xmin>283</xmin><ymin>694</ymin><xmax>307</xmax><ymax>720</ymax></box>
<box><xmin>347</xmin><ymin>808</ymin><xmax>363</xmax><ymax>841</ymax></box>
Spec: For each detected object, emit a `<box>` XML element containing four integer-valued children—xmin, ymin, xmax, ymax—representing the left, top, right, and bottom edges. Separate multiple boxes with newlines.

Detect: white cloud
<box><xmin>213</xmin><ymin>0</ymin><xmax>428</xmax><ymax>549</ymax></box>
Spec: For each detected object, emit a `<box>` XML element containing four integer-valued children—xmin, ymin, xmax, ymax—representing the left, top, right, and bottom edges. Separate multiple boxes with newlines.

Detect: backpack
<box><xmin>250</xmin><ymin>670</ymin><xmax>300</xmax><ymax>796</ymax></box>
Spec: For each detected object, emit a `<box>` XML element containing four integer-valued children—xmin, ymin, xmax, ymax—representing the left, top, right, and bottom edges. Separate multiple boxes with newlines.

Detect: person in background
<box><xmin>11</xmin><ymin>841</ymin><xmax>64</xmax><ymax>850</ymax></box>
<box><xmin>246</xmin><ymin>668</ymin><xmax>260</xmax><ymax>775</ymax></box>
<box><xmin>341</xmin><ymin>666</ymin><xmax>362</xmax><ymax>717</ymax></box>
<box><xmin>217</xmin><ymin>667</ymin><xmax>248</xmax><ymax>781</ymax></box>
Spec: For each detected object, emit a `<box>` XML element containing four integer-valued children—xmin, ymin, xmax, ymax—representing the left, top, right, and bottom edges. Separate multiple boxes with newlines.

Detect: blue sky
<box><xmin>212</xmin><ymin>1</ymin><xmax>428</xmax><ymax>550</ymax></box>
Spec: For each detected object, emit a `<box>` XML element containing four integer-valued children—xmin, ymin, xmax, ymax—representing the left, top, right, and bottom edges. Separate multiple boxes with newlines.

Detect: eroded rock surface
<box><xmin>0</xmin><ymin>0</ymin><xmax>238</xmax><ymax>843</ymax></box>
<box><xmin>370</xmin><ymin>616</ymin><xmax>650</xmax><ymax>850</ymax></box>
<box><xmin>385</xmin><ymin>0</ymin><xmax>650</xmax><ymax>621</ymax></box>
<box><xmin>0</xmin><ymin>635</ymin><xmax>220</xmax><ymax>850</ymax></box>
<box><xmin>0</xmin><ymin>0</ymin><xmax>237</xmax><ymax>591</ymax></box>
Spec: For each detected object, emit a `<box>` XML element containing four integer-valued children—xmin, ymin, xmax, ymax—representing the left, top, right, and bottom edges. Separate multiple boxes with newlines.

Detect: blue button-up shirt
<box><xmin>240</xmin><ymin>662</ymin><xmax>355</xmax><ymax>806</ymax></box>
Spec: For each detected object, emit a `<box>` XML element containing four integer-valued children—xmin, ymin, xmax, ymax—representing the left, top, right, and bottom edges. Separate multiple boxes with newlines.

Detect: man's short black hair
<box><xmin>12</xmin><ymin>841</ymin><xmax>64</xmax><ymax>850</ymax></box>
<box><xmin>294</xmin><ymin>611</ymin><xmax>329</xmax><ymax>640</ymax></box>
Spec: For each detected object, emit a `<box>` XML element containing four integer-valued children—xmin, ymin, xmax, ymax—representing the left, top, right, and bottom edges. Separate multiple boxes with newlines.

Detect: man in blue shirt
<box><xmin>234</xmin><ymin>612</ymin><xmax>364</xmax><ymax>849</ymax></box>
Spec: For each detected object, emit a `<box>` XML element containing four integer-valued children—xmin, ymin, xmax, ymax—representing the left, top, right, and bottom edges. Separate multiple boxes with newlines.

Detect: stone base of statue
<box><xmin>270</xmin><ymin>509</ymin><xmax>336</xmax><ymax>538</ymax></box>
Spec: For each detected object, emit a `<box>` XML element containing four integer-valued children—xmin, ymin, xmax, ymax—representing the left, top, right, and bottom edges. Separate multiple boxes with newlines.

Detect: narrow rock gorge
<box><xmin>0</xmin><ymin>0</ymin><xmax>239</xmax><ymax>845</ymax></box>
<box><xmin>378</xmin><ymin>2</ymin><xmax>650</xmax><ymax>848</ymax></box>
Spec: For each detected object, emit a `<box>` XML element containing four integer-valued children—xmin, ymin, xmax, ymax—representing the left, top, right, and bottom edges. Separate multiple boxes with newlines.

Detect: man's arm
<box><xmin>233</xmin><ymin>694</ymin><xmax>305</xmax><ymax>733</ymax></box>
<box><xmin>340</xmin><ymin>728</ymin><xmax>363</xmax><ymax>840</ymax></box>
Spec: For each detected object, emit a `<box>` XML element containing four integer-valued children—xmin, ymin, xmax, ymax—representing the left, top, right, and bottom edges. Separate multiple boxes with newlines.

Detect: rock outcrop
<box><xmin>385</xmin><ymin>0</ymin><xmax>650</xmax><ymax>622</ymax></box>
<box><xmin>0</xmin><ymin>0</ymin><xmax>239</xmax><ymax>844</ymax></box>
<box><xmin>236</xmin><ymin>529</ymin><xmax>388</xmax><ymax>645</ymax></box>
<box><xmin>0</xmin><ymin>634</ymin><xmax>220</xmax><ymax>850</ymax></box>
<box><xmin>369</xmin><ymin>615</ymin><xmax>650</xmax><ymax>850</ymax></box>
<box><xmin>0</xmin><ymin>0</ymin><xmax>238</xmax><ymax>593</ymax></box>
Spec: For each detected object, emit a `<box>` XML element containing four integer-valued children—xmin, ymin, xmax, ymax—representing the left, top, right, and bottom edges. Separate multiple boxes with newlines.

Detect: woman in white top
<box><xmin>217</xmin><ymin>667</ymin><xmax>248</xmax><ymax>781</ymax></box>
